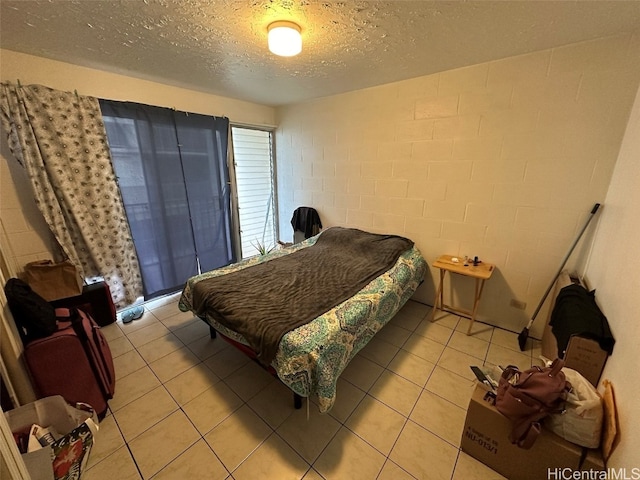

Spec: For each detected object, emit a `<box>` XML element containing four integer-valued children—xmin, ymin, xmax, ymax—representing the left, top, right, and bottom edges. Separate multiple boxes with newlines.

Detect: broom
<box><xmin>517</xmin><ymin>203</ymin><xmax>601</xmax><ymax>351</ymax></box>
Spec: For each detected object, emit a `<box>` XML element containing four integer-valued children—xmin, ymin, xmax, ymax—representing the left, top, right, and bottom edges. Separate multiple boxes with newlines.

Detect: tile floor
<box><xmin>84</xmin><ymin>295</ymin><xmax>543</xmax><ymax>480</ymax></box>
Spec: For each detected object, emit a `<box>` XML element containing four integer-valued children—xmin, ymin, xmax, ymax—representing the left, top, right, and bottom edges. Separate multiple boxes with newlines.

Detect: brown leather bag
<box><xmin>495</xmin><ymin>358</ymin><xmax>571</xmax><ymax>449</ymax></box>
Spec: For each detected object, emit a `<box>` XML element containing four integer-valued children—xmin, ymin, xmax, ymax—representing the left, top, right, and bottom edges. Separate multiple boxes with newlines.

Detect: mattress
<box><xmin>179</xmin><ymin>230</ymin><xmax>426</xmax><ymax>412</ymax></box>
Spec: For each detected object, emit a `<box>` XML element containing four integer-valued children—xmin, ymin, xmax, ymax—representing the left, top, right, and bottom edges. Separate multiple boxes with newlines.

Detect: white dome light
<box><xmin>267</xmin><ymin>21</ymin><xmax>302</xmax><ymax>57</ymax></box>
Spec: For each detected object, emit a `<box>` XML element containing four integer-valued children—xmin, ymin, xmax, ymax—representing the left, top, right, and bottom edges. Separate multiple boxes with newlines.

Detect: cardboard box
<box><xmin>461</xmin><ymin>386</ymin><xmax>604</xmax><ymax>480</ymax></box>
<box><xmin>564</xmin><ymin>336</ymin><xmax>608</xmax><ymax>387</ymax></box>
<box><xmin>541</xmin><ymin>331</ymin><xmax>608</xmax><ymax>387</ymax></box>
<box><xmin>5</xmin><ymin>396</ymin><xmax>98</xmax><ymax>480</ymax></box>
<box><xmin>583</xmin><ymin>448</ymin><xmax>606</xmax><ymax>471</ymax></box>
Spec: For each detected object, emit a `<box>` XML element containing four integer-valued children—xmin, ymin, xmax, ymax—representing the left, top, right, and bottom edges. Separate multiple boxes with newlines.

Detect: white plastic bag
<box><xmin>5</xmin><ymin>396</ymin><xmax>99</xmax><ymax>480</ymax></box>
<box><xmin>547</xmin><ymin>367</ymin><xmax>603</xmax><ymax>448</ymax></box>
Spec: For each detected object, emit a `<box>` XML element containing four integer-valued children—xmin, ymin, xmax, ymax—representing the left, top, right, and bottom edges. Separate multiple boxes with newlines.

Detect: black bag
<box><xmin>4</xmin><ymin>278</ymin><xmax>57</xmax><ymax>343</ymax></box>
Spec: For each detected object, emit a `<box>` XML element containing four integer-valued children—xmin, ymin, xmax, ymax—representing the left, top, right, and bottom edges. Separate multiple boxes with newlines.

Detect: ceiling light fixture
<box><xmin>267</xmin><ymin>21</ymin><xmax>302</xmax><ymax>57</ymax></box>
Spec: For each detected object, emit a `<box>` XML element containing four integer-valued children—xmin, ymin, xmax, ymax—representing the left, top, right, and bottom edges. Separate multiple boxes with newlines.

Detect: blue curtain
<box><xmin>99</xmin><ymin>100</ymin><xmax>235</xmax><ymax>299</ymax></box>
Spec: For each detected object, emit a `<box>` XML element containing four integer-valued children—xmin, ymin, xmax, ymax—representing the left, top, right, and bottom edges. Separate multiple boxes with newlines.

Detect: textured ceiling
<box><xmin>2</xmin><ymin>1</ymin><xmax>640</xmax><ymax>106</ymax></box>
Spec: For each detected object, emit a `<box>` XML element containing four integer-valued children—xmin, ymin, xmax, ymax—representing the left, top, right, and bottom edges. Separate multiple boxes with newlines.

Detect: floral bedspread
<box><xmin>179</xmin><ymin>233</ymin><xmax>427</xmax><ymax>413</ymax></box>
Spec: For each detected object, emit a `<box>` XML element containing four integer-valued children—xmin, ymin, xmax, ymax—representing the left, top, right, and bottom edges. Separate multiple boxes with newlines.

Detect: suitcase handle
<box><xmin>54</xmin><ymin>307</ymin><xmax>79</xmax><ymax>321</ymax></box>
<box><xmin>54</xmin><ymin>307</ymin><xmax>72</xmax><ymax>318</ymax></box>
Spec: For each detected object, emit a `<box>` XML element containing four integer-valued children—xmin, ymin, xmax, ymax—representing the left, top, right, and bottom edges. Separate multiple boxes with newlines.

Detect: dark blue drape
<box><xmin>99</xmin><ymin>100</ymin><xmax>235</xmax><ymax>299</ymax></box>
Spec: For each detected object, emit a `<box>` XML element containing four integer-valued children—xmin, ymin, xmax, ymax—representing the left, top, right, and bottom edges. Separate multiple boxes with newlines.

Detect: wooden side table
<box><xmin>429</xmin><ymin>255</ymin><xmax>495</xmax><ymax>335</ymax></box>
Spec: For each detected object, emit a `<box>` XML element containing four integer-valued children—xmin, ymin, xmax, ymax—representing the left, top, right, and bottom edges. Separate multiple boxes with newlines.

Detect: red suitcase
<box><xmin>50</xmin><ymin>281</ymin><xmax>116</xmax><ymax>327</ymax></box>
<box><xmin>24</xmin><ymin>308</ymin><xmax>115</xmax><ymax>418</ymax></box>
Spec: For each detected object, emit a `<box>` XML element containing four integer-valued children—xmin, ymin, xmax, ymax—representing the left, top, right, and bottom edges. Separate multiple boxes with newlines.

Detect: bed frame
<box><xmin>207</xmin><ymin>325</ymin><xmax>303</xmax><ymax>409</ymax></box>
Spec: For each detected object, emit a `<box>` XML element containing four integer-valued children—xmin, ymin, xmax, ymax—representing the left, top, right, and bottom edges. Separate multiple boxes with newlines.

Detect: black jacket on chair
<box><xmin>550</xmin><ymin>284</ymin><xmax>615</xmax><ymax>357</ymax></box>
<box><xmin>291</xmin><ymin>207</ymin><xmax>322</xmax><ymax>239</ymax></box>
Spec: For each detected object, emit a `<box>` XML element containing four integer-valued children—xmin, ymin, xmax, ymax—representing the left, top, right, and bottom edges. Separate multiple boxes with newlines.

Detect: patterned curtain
<box><xmin>0</xmin><ymin>83</ymin><xmax>142</xmax><ymax>308</ymax></box>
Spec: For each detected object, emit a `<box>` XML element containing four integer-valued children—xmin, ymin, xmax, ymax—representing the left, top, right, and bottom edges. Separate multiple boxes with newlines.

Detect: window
<box><xmin>231</xmin><ymin>127</ymin><xmax>277</xmax><ymax>259</ymax></box>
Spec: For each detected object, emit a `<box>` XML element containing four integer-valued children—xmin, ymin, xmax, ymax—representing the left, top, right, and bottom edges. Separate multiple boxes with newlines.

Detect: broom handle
<box><xmin>529</xmin><ymin>203</ymin><xmax>600</xmax><ymax>323</ymax></box>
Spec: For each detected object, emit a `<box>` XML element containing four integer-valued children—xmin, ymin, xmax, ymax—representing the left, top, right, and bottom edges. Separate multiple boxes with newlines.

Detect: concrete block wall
<box><xmin>0</xmin><ymin>141</ymin><xmax>58</xmax><ymax>272</ymax></box>
<box><xmin>275</xmin><ymin>33</ymin><xmax>640</xmax><ymax>335</ymax></box>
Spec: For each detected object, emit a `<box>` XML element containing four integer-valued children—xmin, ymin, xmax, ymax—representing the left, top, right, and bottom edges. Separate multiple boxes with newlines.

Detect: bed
<box><xmin>178</xmin><ymin>226</ymin><xmax>426</xmax><ymax>413</ymax></box>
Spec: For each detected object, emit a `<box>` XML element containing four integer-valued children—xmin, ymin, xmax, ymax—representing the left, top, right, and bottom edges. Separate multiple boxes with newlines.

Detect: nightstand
<box><xmin>429</xmin><ymin>255</ymin><xmax>495</xmax><ymax>335</ymax></box>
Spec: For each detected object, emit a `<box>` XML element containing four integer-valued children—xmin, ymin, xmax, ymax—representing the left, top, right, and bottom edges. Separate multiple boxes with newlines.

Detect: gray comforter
<box><xmin>191</xmin><ymin>227</ymin><xmax>414</xmax><ymax>365</ymax></box>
